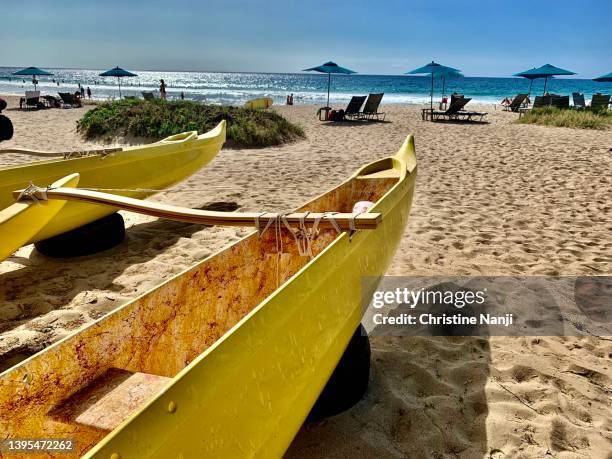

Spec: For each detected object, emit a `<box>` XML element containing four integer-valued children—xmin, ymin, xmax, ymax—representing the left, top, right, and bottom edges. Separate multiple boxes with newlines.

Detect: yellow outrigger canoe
<box><xmin>0</xmin><ymin>121</ymin><xmax>226</xmax><ymax>260</ymax></box>
<box><xmin>244</xmin><ymin>97</ymin><xmax>273</xmax><ymax>109</ymax></box>
<box><xmin>0</xmin><ymin>134</ymin><xmax>417</xmax><ymax>458</ymax></box>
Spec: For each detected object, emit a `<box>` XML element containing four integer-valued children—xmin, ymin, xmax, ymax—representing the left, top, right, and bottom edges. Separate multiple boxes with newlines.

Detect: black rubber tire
<box><xmin>0</xmin><ymin>115</ymin><xmax>13</xmax><ymax>141</ymax></box>
<box><xmin>306</xmin><ymin>324</ymin><xmax>371</xmax><ymax>423</ymax></box>
<box><xmin>35</xmin><ymin>213</ymin><xmax>125</xmax><ymax>258</ymax></box>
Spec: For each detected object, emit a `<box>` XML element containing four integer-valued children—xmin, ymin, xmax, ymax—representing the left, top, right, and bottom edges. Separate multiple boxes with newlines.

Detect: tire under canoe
<box><xmin>307</xmin><ymin>324</ymin><xmax>371</xmax><ymax>422</ymax></box>
<box><xmin>35</xmin><ymin>212</ymin><xmax>126</xmax><ymax>258</ymax></box>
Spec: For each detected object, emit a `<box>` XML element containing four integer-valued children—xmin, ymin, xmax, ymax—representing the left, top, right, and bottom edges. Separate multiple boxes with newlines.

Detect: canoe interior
<box><xmin>0</xmin><ymin>165</ymin><xmax>399</xmax><ymax>457</ymax></box>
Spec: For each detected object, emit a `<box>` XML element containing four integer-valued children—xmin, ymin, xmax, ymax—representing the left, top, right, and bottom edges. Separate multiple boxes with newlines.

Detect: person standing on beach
<box><xmin>160</xmin><ymin>79</ymin><xmax>167</xmax><ymax>100</ymax></box>
<box><xmin>87</xmin><ymin>87</ymin><xmax>92</xmax><ymax>99</ymax></box>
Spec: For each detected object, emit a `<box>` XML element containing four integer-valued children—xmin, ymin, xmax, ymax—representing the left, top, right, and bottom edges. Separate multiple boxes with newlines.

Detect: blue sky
<box><xmin>2</xmin><ymin>0</ymin><xmax>611</xmax><ymax>78</ymax></box>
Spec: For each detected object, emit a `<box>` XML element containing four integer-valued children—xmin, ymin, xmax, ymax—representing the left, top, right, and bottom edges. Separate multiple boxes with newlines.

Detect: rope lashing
<box><xmin>254</xmin><ymin>211</ymin><xmax>346</xmax><ymax>259</ymax></box>
<box><xmin>255</xmin><ymin>212</ymin><xmax>279</xmax><ymax>238</ymax></box>
<box><xmin>323</xmin><ymin>212</ymin><xmax>342</xmax><ymax>234</ymax></box>
<box><xmin>15</xmin><ymin>183</ymin><xmax>51</xmax><ymax>205</ymax></box>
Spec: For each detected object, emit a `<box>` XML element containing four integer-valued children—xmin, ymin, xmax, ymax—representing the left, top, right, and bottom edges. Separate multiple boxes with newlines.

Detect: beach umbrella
<box><xmin>593</xmin><ymin>72</ymin><xmax>612</xmax><ymax>82</ymax></box>
<box><xmin>12</xmin><ymin>67</ymin><xmax>53</xmax><ymax>91</ymax></box>
<box><xmin>514</xmin><ymin>64</ymin><xmax>576</xmax><ymax>96</ymax></box>
<box><xmin>99</xmin><ymin>66</ymin><xmax>138</xmax><ymax>98</ymax></box>
<box><xmin>405</xmin><ymin>61</ymin><xmax>461</xmax><ymax>110</ymax></box>
<box><xmin>303</xmin><ymin>61</ymin><xmax>356</xmax><ymax>108</ymax></box>
<box><xmin>512</xmin><ymin>71</ymin><xmax>541</xmax><ymax>97</ymax></box>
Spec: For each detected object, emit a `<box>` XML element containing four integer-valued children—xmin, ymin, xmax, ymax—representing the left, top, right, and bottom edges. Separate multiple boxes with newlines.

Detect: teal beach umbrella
<box><xmin>512</xmin><ymin>70</ymin><xmax>541</xmax><ymax>97</ymax></box>
<box><xmin>514</xmin><ymin>64</ymin><xmax>576</xmax><ymax>96</ymax></box>
<box><xmin>99</xmin><ymin>66</ymin><xmax>138</xmax><ymax>98</ymax></box>
<box><xmin>12</xmin><ymin>67</ymin><xmax>53</xmax><ymax>90</ymax></box>
<box><xmin>303</xmin><ymin>61</ymin><xmax>356</xmax><ymax>108</ymax></box>
<box><xmin>405</xmin><ymin>61</ymin><xmax>461</xmax><ymax>110</ymax></box>
<box><xmin>593</xmin><ymin>72</ymin><xmax>612</xmax><ymax>83</ymax></box>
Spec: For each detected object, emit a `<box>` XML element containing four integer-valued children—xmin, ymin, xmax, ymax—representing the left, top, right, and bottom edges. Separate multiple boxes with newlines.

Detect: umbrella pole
<box><xmin>327</xmin><ymin>73</ymin><xmax>330</xmax><ymax>108</ymax></box>
<box><xmin>543</xmin><ymin>76</ymin><xmax>548</xmax><ymax>96</ymax></box>
<box><xmin>528</xmin><ymin>79</ymin><xmax>533</xmax><ymax>98</ymax></box>
<box><xmin>430</xmin><ymin>72</ymin><xmax>434</xmax><ymax>112</ymax></box>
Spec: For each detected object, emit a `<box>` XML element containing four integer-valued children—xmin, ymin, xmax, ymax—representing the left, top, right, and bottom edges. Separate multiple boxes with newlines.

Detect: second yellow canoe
<box><xmin>244</xmin><ymin>97</ymin><xmax>273</xmax><ymax>109</ymax></box>
<box><xmin>0</xmin><ymin>121</ymin><xmax>226</xmax><ymax>258</ymax></box>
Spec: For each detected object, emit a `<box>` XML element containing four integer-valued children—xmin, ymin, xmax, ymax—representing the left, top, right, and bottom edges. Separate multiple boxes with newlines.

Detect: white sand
<box><xmin>0</xmin><ymin>95</ymin><xmax>610</xmax><ymax>458</ymax></box>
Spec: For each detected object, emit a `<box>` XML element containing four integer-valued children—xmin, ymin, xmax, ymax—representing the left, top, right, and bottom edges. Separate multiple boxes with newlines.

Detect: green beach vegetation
<box><xmin>517</xmin><ymin>107</ymin><xmax>612</xmax><ymax>130</ymax></box>
<box><xmin>77</xmin><ymin>99</ymin><xmax>304</xmax><ymax>147</ymax></box>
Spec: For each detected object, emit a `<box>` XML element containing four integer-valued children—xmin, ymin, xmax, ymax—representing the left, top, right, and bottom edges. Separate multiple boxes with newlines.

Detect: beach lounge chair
<box><xmin>430</xmin><ymin>96</ymin><xmax>470</xmax><ymax>121</ymax></box>
<box><xmin>142</xmin><ymin>91</ymin><xmax>156</xmax><ymax>101</ymax></box>
<box><xmin>572</xmin><ymin>92</ymin><xmax>586</xmax><ymax>109</ymax></box>
<box><xmin>359</xmin><ymin>93</ymin><xmax>386</xmax><ymax>121</ymax></box>
<box><xmin>58</xmin><ymin>92</ymin><xmax>82</xmax><ymax>108</ymax></box>
<box><xmin>340</xmin><ymin>95</ymin><xmax>367</xmax><ymax>120</ymax></box>
<box><xmin>42</xmin><ymin>95</ymin><xmax>61</xmax><ymax>108</ymax></box>
<box><xmin>534</xmin><ymin>95</ymin><xmax>552</xmax><ymax>108</ymax></box>
<box><xmin>550</xmin><ymin>95</ymin><xmax>569</xmax><ymax>109</ymax></box>
<box><xmin>519</xmin><ymin>95</ymin><xmax>551</xmax><ymax>118</ymax></box>
<box><xmin>423</xmin><ymin>95</ymin><xmax>464</xmax><ymax>120</ymax></box>
<box><xmin>457</xmin><ymin>107</ymin><xmax>488</xmax><ymax>122</ymax></box>
<box><xmin>431</xmin><ymin>96</ymin><xmax>488</xmax><ymax>122</ymax></box>
<box><xmin>19</xmin><ymin>91</ymin><xmax>41</xmax><ymax>109</ymax></box>
<box><xmin>504</xmin><ymin>93</ymin><xmax>528</xmax><ymax>112</ymax></box>
<box><xmin>590</xmin><ymin>93</ymin><xmax>610</xmax><ymax>111</ymax></box>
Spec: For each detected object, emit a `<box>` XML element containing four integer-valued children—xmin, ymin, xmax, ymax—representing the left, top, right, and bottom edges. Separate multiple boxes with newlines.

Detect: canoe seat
<box><xmin>49</xmin><ymin>368</ymin><xmax>171</xmax><ymax>432</ymax></box>
<box><xmin>358</xmin><ymin>169</ymin><xmax>401</xmax><ymax>179</ymax></box>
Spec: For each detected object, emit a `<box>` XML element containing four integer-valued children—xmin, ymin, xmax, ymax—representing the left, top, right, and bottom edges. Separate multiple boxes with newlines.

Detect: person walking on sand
<box><xmin>160</xmin><ymin>79</ymin><xmax>167</xmax><ymax>100</ymax></box>
<box><xmin>87</xmin><ymin>87</ymin><xmax>92</xmax><ymax>99</ymax></box>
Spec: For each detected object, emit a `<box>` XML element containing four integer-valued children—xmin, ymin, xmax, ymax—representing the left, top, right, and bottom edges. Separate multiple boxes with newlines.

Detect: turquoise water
<box><xmin>0</xmin><ymin>67</ymin><xmax>609</xmax><ymax>106</ymax></box>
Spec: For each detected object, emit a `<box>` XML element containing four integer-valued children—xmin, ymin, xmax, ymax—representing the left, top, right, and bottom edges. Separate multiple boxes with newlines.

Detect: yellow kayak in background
<box><xmin>0</xmin><ymin>134</ymin><xmax>417</xmax><ymax>458</ymax></box>
<box><xmin>0</xmin><ymin>121</ymin><xmax>225</xmax><ymax>259</ymax></box>
<box><xmin>244</xmin><ymin>97</ymin><xmax>273</xmax><ymax>109</ymax></box>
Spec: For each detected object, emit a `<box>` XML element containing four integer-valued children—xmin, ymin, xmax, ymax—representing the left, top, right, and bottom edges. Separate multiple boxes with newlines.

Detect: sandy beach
<box><xmin>0</xmin><ymin>95</ymin><xmax>610</xmax><ymax>458</ymax></box>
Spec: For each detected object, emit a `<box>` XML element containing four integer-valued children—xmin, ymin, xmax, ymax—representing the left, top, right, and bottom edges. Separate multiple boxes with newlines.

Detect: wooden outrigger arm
<box><xmin>14</xmin><ymin>185</ymin><xmax>382</xmax><ymax>230</ymax></box>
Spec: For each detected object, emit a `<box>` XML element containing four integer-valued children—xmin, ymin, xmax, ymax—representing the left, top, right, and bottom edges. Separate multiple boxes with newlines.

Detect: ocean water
<box><xmin>0</xmin><ymin>68</ymin><xmax>609</xmax><ymax>106</ymax></box>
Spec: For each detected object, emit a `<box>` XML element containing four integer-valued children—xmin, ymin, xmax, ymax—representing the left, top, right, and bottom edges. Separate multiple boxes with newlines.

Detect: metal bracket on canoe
<box><xmin>13</xmin><ymin>186</ymin><xmax>382</xmax><ymax>230</ymax></box>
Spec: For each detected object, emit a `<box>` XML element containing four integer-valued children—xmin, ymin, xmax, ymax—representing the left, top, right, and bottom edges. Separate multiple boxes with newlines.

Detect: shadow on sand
<box><xmin>0</xmin><ymin>201</ymin><xmax>238</xmax><ymax>332</ymax></box>
<box><xmin>286</xmin><ymin>281</ymin><xmax>493</xmax><ymax>457</ymax></box>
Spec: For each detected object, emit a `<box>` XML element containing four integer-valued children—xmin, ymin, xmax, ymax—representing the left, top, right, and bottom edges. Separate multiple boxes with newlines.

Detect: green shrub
<box><xmin>77</xmin><ymin>99</ymin><xmax>304</xmax><ymax>148</ymax></box>
<box><xmin>517</xmin><ymin>107</ymin><xmax>612</xmax><ymax>130</ymax></box>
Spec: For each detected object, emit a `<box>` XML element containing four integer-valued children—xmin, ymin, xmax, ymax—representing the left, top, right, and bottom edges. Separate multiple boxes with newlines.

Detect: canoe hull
<box><xmin>0</xmin><ymin>121</ymin><xmax>225</xmax><ymax>246</ymax></box>
<box><xmin>0</xmin><ymin>135</ymin><xmax>416</xmax><ymax>458</ymax></box>
<box><xmin>244</xmin><ymin>97</ymin><xmax>273</xmax><ymax>109</ymax></box>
